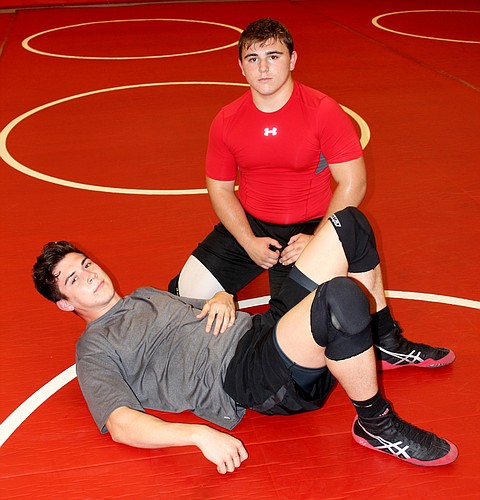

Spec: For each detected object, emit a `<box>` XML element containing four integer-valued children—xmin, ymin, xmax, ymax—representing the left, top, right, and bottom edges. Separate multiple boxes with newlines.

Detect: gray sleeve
<box><xmin>76</xmin><ymin>346</ymin><xmax>144</xmax><ymax>434</ymax></box>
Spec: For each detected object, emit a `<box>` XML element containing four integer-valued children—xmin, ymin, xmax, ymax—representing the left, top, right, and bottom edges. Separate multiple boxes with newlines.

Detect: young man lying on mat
<box><xmin>33</xmin><ymin>207</ymin><xmax>457</xmax><ymax>473</ymax></box>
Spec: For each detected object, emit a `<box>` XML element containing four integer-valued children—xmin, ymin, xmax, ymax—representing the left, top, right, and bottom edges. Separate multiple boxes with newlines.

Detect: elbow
<box><xmin>107</xmin><ymin>419</ymin><xmax>127</xmax><ymax>444</ymax></box>
<box><xmin>342</xmin><ymin>180</ymin><xmax>367</xmax><ymax>207</ymax></box>
<box><xmin>105</xmin><ymin>407</ymin><xmax>133</xmax><ymax>445</ymax></box>
<box><xmin>357</xmin><ymin>180</ymin><xmax>367</xmax><ymax>205</ymax></box>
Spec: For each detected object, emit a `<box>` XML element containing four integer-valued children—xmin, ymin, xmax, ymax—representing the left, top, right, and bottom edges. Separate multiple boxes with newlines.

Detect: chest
<box><xmin>226</xmin><ymin>104</ymin><xmax>322</xmax><ymax>173</ymax></box>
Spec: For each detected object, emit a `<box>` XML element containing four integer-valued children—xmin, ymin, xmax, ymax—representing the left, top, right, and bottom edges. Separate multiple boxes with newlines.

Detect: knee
<box><xmin>310</xmin><ymin>277</ymin><xmax>373</xmax><ymax>360</ymax></box>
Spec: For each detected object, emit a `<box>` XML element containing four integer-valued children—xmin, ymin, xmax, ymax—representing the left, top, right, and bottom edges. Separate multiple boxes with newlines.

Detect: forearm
<box><xmin>207</xmin><ymin>180</ymin><xmax>255</xmax><ymax>248</ymax></box>
<box><xmin>206</xmin><ymin>177</ymin><xmax>281</xmax><ymax>268</ymax></box>
<box><xmin>315</xmin><ymin>158</ymin><xmax>367</xmax><ymax>233</ymax></box>
<box><xmin>324</xmin><ymin>181</ymin><xmax>366</xmax><ymax>216</ymax></box>
<box><xmin>107</xmin><ymin>406</ymin><xmax>204</xmax><ymax>449</ymax></box>
<box><xmin>106</xmin><ymin>406</ymin><xmax>248</xmax><ymax>473</ymax></box>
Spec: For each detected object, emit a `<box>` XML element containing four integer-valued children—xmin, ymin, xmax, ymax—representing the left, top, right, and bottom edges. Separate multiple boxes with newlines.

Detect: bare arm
<box><xmin>106</xmin><ymin>406</ymin><xmax>248</xmax><ymax>474</ymax></box>
<box><xmin>207</xmin><ymin>177</ymin><xmax>281</xmax><ymax>269</ymax></box>
<box><xmin>319</xmin><ymin>155</ymin><xmax>367</xmax><ymax>227</ymax></box>
<box><xmin>280</xmin><ymin>156</ymin><xmax>367</xmax><ymax>265</ymax></box>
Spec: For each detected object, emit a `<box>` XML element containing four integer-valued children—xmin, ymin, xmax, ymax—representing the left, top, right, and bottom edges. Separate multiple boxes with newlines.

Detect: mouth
<box><xmin>94</xmin><ymin>280</ymin><xmax>104</xmax><ymax>293</ymax></box>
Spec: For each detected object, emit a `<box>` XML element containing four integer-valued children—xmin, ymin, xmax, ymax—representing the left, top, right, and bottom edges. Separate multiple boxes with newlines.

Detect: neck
<box><xmin>252</xmin><ymin>78</ymin><xmax>295</xmax><ymax>112</ymax></box>
<box><xmin>83</xmin><ymin>292</ymin><xmax>122</xmax><ymax>324</ymax></box>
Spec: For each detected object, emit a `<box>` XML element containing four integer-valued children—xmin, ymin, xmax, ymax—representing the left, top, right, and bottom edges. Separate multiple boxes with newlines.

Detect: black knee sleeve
<box><xmin>329</xmin><ymin>207</ymin><xmax>380</xmax><ymax>273</ymax></box>
<box><xmin>310</xmin><ymin>277</ymin><xmax>373</xmax><ymax>360</ymax></box>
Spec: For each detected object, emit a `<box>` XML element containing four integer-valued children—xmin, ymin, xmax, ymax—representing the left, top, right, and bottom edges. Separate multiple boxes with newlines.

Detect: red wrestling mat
<box><xmin>1</xmin><ymin>0</ymin><xmax>479</xmax><ymax>497</ymax></box>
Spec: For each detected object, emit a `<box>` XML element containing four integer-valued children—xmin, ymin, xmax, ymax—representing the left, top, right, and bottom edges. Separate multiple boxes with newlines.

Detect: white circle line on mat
<box><xmin>0</xmin><ymin>82</ymin><xmax>369</xmax><ymax>194</ymax></box>
<box><xmin>22</xmin><ymin>18</ymin><xmax>243</xmax><ymax>60</ymax></box>
<box><xmin>372</xmin><ymin>10</ymin><xmax>480</xmax><ymax>44</ymax></box>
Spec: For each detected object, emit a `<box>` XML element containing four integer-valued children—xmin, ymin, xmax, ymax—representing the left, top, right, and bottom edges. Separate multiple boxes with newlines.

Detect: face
<box><xmin>239</xmin><ymin>38</ymin><xmax>297</xmax><ymax>99</ymax></box>
<box><xmin>54</xmin><ymin>252</ymin><xmax>119</xmax><ymax>321</ymax></box>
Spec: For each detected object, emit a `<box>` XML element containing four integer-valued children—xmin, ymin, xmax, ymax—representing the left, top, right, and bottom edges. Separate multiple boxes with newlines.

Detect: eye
<box><xmin>84</xmin><ymin>261</ymin><xmax>92</xmax><ymax>269</ymax></box>
<box><xmin>71</xmin><ymin>276</ymin><xmax>77</xmax><ymax>284</ymax></box>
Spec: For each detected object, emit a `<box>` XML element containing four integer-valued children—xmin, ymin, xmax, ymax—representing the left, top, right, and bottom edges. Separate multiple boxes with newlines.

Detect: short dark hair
<box><xmin>33</xmin><ymin>241</ymin><xmax>85</xmax><ymax>303</ymax></box>
<box><xmin>238</xmin><ymin>18</ymin><xmax>294</xmax><ymax>58</ymax></box>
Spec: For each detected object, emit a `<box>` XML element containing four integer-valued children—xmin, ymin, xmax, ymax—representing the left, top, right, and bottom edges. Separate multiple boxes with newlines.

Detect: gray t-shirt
<box><xmin>75</xmin><ymin>287</ymin><xmax>253</xmax><ymax>431</ymax></box>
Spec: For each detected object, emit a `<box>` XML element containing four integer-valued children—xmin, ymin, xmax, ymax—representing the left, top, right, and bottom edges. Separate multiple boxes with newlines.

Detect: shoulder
<box><xmin>214</xmin><ymin>89</ymin><xmax>252</xmax><ymax>121</ymax></box>
<box><xmin>294</xmin><ymin>82</ymin><xmax>341</xmax><ymax>111</ymax></box>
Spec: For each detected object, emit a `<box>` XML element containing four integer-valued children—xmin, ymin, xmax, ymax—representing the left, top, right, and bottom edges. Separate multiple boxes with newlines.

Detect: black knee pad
<box><xmin>310</xmin><ymin>277</ymin><xmax>373</xmax><ymax>360</ymax></box>
<box><xmin>329</xmin><ymin>207</ymin><xmax>380</xmax><ymax>273</ymax></box>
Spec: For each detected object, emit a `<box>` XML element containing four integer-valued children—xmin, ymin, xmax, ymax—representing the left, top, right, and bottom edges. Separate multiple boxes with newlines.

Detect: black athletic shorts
<box><xmin>191</xmin><ymin>212</ymin><xmax>322</xmax><ymax>298</ymax></box>
<box><xmin>223</xmin><ymin>315</ymin><xmax>336</xmax><ymax>416</ymax></box>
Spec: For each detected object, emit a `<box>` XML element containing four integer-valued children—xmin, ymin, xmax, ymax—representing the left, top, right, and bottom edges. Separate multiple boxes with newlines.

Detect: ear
<box><xmin>56</xmin><ymin>299</ymin><xmax>74</xmax><ymax>313</ymax></box>
<box><xmin>290</xmin><ymin>51</ymin><xmax>298</xmax><ymax>71</ymax></box>
<box><xmin>238</xmin><ymin>58</ymin><xmax>246</xmax><ymax>76</ymax></box>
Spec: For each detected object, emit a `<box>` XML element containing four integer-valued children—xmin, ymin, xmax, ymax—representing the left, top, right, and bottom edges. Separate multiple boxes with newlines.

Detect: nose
<box><xmin>86</xmin><ymin>270</ymin><xmax>97</xmax><ymax>283</ymax></box>
<box><xmin>259</xmin><ymin>58</ymin><xmax>269</xmax><ymax>73</ymax></box>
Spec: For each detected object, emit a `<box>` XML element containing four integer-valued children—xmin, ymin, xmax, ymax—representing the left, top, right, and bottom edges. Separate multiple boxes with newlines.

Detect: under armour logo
<box><xmin>264</xmin><ymin>127</ymin><xmax>277</xmax><ymax>136</ymax></box>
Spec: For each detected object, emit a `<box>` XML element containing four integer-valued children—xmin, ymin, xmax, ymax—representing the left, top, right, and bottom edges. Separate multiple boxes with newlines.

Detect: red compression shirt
<box><xmin>206</xmin><ymin>82</ymin><xmax>363</xmax><ymax>224</ymax></box>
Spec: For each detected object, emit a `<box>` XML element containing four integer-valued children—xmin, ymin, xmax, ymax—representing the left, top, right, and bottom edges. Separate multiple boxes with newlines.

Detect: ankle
<box><xmin>351</xmin><ymin>391</ymin><xmax>390</xmax><ymax>420</ymax></box>
<box><xmin>371</xmin><ymin>306</ymin><xmax>396</xmax><ymax>339</ymax></box>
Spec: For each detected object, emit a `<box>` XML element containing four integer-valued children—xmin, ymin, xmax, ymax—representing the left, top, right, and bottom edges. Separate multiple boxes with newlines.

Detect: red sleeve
<box><xmin>317</xmin><ymin>96</ymin><xmax>363</xmax><ymax>164</ymax></box>
<box><xmin>205</xmin><ymin>111</ymin><xmax>238</xmax><ymax>181</ymax></box>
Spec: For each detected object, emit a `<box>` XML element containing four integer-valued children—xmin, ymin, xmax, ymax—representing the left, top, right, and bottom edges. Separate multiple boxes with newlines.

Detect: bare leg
<box><xmin>275</xmin><ymin>279</ymin><xmax>457</xmax><ymax>467</ymax></box>
<box><xmin>294</xmin><ymin>223</ymin><xmax>348</xmax><ymax>285</ymax></box>
<box><xmin>295</xmin><ymin>221</ymin><xmax>387</xmax><ymax>312</ymax></box>
<box><xmin>275</xmin><ymin>289</ymin><xmax>378</xmax><ymax>400</ymax></box>
<box><xmin>349</xmin><ymin>264</ymin><xmax>387</xmax><ymax>312</ymax></box>
<box><xmin>326</xmin><ymin>348</ymin><xmax>377</xmax><ymax>401</ymax></box>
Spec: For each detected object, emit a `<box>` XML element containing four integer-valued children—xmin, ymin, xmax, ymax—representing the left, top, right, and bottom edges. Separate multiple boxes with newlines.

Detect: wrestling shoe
<box><xmin>374</xmin><ymin>322</ymin><xmax>455</xmax><ymax>370</ymax></box>
<box><xmin>352</xmin><ymin>408</ymin><xmax>458</xmax><ymax>466</ymax></box>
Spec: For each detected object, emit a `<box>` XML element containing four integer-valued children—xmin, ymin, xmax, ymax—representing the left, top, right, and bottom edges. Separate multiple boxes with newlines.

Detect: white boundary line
<box><xmin>22</xmin><ymin>19</ymin><xmax>243</xmax><ymax>60</ymax></box>
<box><xmin>1</xmin><ymin>290</ymin><xmax>478</xmax><ymax>448</ymax></box>
<box><xmin>0</xmin><ymin>83</ymin><xmax>369</xmax><ymax>195</ymax></box>
<box><xmin>0</xmin><ymin>365</ymin><xmax>77</xmax><ymax>447</ymax></box>
<box><xmin>372</xmin><ymin>10</ymin><xmax>480</xmax><ymax>44</ymax></box>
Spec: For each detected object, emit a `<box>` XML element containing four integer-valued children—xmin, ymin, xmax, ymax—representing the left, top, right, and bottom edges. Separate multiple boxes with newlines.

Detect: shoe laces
<box><xmin>382</xmin><ymin>324</ymin><xmax>447</xmax><ymax>358</ymax></box>
<box><xmin>390</xmin><ymin>415</ymin><xmax>436</xmax><ymax>451</ymax></box>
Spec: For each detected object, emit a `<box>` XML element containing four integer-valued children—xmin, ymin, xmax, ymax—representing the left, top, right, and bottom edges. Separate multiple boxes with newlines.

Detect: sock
<box><xmin>371</xmin><ymin>306</ymin><xmax>395</xmax><ymax>339</ymax></box>
<box><xmin>351</xmin><ymin>390</ymin><xmax>389</xmax><ymax>420</ymax></box>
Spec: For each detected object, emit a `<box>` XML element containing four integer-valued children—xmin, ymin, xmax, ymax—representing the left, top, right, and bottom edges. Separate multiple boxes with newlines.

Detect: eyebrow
<box><xmin>244</xmin><ymin>50</ymin><xmax>284</xmax><ymax>60</ymax></box>
<box><xmin>64</xmin><ymin>256</ymin><xmax>88</xmax><ymax>286</ymax></box>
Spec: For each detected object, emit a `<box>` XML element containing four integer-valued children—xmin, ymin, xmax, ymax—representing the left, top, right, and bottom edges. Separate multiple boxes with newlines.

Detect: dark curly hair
<box><xmin>238</xmin><ymin>18</ymin><xmax>294</xmax><ymax>58</ymax></box>
<box><xmin>33</xmin><ymin>241</ymin><xmax>85</xmax><ymax>303</ymax></box>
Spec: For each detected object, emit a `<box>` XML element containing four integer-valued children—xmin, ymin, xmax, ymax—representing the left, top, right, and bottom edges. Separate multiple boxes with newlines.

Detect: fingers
<box><xmin>197</xmin><ymin>295</ymin><xmax>236</xmax><ymax>335</ymax></box>
<box><xmin>259</xmin><ymin>249</ymin><xmax>280</xmax><ymax>269</ymax></box>
<box><xmin>209</xmin><ymin>308</ymin><xmax>235</xmax><ymax>335</ymax></box>
<box><xmin>279</xmin><ymin>234</ymin><xmax>313</xmax><ymax>265</ymax></box>
<box><xmin>216</xmin><ymin>446</ymin><xmax>249</xmax><ymax>474</ymax></box>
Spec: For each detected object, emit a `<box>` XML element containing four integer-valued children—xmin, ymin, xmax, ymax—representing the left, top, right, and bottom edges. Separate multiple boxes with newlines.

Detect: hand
<box><xmin>279</xmin><ymin>233</ymin><xmax>313</xmax><ymax>265</ymax></box>
<box><xmin>196</xmin><ymin>291</ymin><xmax>236</xmax><ymax>335</ymax></box>
<box><xmin>194</xmin><ymin>426</ymin><xmax>248</xmax><ymax>474</ymax></box>
<box><xmin>244</xmin><ymin>237</ymin><xmax>281</xmax><ymax>269</ymax></box>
